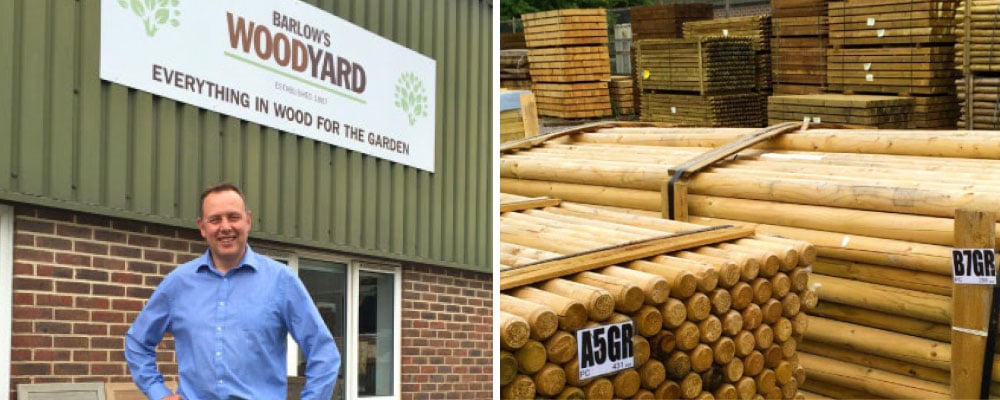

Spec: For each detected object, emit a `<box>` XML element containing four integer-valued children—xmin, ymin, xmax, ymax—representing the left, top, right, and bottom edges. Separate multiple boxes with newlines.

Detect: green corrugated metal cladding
<box><xmin>0</xmin><ymin>0</ymin><xmax>493</xmax><ymax>272</ymax></box>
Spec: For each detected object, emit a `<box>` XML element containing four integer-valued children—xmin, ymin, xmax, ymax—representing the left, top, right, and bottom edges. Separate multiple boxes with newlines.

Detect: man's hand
<box><xmin>161</xmin><ymin>394</ymin><xmax>182</xmax><ymax>400</ymax></box>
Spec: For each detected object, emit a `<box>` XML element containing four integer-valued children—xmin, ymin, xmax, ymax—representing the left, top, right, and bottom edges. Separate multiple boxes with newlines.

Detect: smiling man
<box><xmin>125</xmin><ymin>183</ymin><xmax>340</xmax><ymax>400</ymax></box>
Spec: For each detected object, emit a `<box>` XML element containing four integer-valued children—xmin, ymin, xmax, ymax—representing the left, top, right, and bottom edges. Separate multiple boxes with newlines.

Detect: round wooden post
<box><xmin>951</xmin><ymin>208</ymin><xmax>996</xmax><ymax>399</ymax></box>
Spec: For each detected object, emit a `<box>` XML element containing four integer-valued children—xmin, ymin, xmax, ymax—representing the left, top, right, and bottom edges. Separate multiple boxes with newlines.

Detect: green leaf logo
<box><xmin>394</xmin><ymin>72</ymin><xmax>429</xmax><ymax>127</ymax></box>
<box><xmin>119</xmin><ymin>0</ymin><xmax>181</xmax><ymax>37</ymax></box>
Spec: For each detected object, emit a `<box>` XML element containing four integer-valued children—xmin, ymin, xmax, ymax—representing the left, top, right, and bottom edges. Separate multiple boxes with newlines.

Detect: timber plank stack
<box><xmin>827</xmin><ymin>0</ymin><xmax>959</xmax><ymax>128</ymax></box>
<box><xmin>771</xmin><ymin>0</ymin><xmax>829</xmax><ymax>95</ymax></box>
<box><xmin>500</xmin><ymin>124</ymin><xmax>1000</xmax><ymax>399</ymax></box>
<box><xmin>635</xmin><ymin>37</ymin><xmax>762</xmax><ymax>127</ymax></box>
<box><xmin>629</xmin><ymin>4</ymin><xmax>715</xmax><ymax>42</ymax></box>
<box><xmin>684</xmin><ymin>16</ymin><xmax>773</xmax><ymax>127</ymax></box>
<box><xmin>523</xmin><ymin>9</ymin><xmax>612</xmax><ymax>119</ymax></box>
<box><xmin>609</xmin><ymin>75</ymin><xmax>635</xmax><ymax>116</ymax></box>
<box><xmin>768</xmin><ymin>93</ymin><xmax>914</xmax><ymax>128</ymax></box>
<box><xmin>499</xmin><ymin>90</ymin><xmax>538</xmax><ymax>143</ymax></box>
<box><xmin>499</xmin><ymin>193</ymin><xmax>816</xmax><ymax>400</ymax></box>
<box><xmin>955</xmin><ymin>0</ymin><xmax>1000</xmax><ymax>128</ymax></box>
<box><xmin>501</xmin><ymin>31</ymin><xmax>527</xmax><ymax>50</ymax></box>
<box><xmin>500</xmin><ymin>49</ymin><xmax>531</xmax><ymax>90</ymax></box>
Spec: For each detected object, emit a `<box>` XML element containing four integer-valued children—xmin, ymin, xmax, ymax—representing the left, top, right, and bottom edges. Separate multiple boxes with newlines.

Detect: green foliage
<box><xmin>500</xmin><ymin>0</ymin><xmax>656</xmax><ymax>21</ymax></box>
<box><xmin>394</xmin><ymin>72</ymin><xmax>429</xmax><ymax>126</ymax></box>
<box><xmin>119</xmin><ymin>0</ymin><xmax>181</xmax><ymax>37</ymax></box>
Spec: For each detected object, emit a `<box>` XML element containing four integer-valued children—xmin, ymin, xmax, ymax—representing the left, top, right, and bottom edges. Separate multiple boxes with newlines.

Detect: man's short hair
<box><xmin>199</xmin><ymin>182</ymin><xmax>247</xmax><ymax>217</ymax></box>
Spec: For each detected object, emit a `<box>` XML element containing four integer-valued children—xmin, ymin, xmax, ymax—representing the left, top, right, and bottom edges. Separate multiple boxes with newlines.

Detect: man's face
<box><xmin>197</xmin><ymin>190</ymin><xmax>252</xmax><ymax>266</ymax></box>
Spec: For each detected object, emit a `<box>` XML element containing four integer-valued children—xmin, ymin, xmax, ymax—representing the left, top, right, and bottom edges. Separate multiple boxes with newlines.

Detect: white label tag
<box><xmin>812</xmin><ymin>117</ymin><xmax>821</xmax><ymax>123</ymax></box>
<box><xmin>867</xmin><ymin>17</ymin><xmax>876</xmax><ymax>26</ymax></box>
<box><xmin>863</xmin><ymin>62</ymin><xmax>872</xmax><ymax>71</ymax></box>
<box><xmin>866</xmin><ymin>73</ymin><xmax>874</xmax><ymax>81</ymax></box>
<box><xmin>952</xmin><ymin>248</ymin><xmax>997</xmax><ymax>285</ymax></box>
<box><xmin>877</xmin><ymin>28</ymin><xmax>885</xmax><ymax>37</ymax></box>
<box><xmin>802</xmin><ymin>116</ymin><xmax>810</xmax><ymax>124</ymax></box>
<box><xmin>722</xmin><ymin>29</ymin><xmax>729</xmax><ymax>37</ymax></box>
<box><xmin>671</xmin><ymin>106</ymin><xmax>677</xmax><ymax>114</ymax></box>
<box><xmin>577</xmin><ymin>321</ymin><xmax>635</xmax><ymax>380</ymax></box>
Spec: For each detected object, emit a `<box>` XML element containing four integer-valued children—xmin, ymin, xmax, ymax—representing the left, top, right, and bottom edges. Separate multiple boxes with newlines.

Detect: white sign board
<box><xmin>576</xmin><ymin>321</ymin><xmax>635</xmax><ymax>380</ymax></box>
<box><xmin>952</xmin><ymin>248</ymin><xmax>997</xmax><ymax>285</ymax></box>
<box><xmin>101</xmin><ymin>0</ymin><xmax>436</xmax><ymax>171</ymax></box>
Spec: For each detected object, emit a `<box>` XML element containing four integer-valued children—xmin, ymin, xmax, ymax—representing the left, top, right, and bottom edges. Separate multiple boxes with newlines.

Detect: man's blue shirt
<box><xmin>125</xmin><ymin>246</ymin><xmax>340</xmax><ymax>400</ymax></box>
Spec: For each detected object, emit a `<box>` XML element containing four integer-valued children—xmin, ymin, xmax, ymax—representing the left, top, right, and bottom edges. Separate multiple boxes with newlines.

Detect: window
<box><xmin>270</xmin><ymin>251</ymin><xmax>400</xmax><ymax>400</ymax></box>
<box><xmin>0</xmin><ymin>204</ymin><xmax>12</xmax><ymax>397</ymax></box>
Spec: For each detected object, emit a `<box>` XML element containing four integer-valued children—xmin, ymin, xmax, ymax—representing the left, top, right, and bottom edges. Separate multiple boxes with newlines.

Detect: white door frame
<box><xmin>0</xmin><ymin>204</ymin><xmax>14</xmax><ymax>397</ymax></box>
<box><xmin>349</xmin><ymin>262</ymin><xmax>401</xmax><ymax>400</ymax></box>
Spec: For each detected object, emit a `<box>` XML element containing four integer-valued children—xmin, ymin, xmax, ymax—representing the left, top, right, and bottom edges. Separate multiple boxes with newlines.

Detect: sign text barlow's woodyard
<box><xmin>101</xmin><ymin>0</ymin><xmax>436</xmax><ymax>171</ymax></box>
<box><xmin>227</xmin><ymin>11</ymin><xmax>367</xmax><ymax>94</ymax></box>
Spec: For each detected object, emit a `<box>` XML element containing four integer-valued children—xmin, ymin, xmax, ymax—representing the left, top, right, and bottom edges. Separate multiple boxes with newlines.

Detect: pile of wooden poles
<box><xmin>683</xmin><ymin>16</ymin><xmax>773</xmax><ymax>94</ymax></box>
<box><xmin>957</xmin><ymin>76</ymin><xmax>1000</xmax><ymax>129</ymax></box>
<box><xmin>955</xmin><ymin>0</ymin><xmax>1000</xmax><ymax>73</ymax></box>
<box><xmin>643</xmin><ymin>92</ymin><xmax>763</xmax><ymax>128</ymax></box>
<box><xmin>634</xmin><ymin>37</ymin><xmax>762</xmax><ymax>127</ymax></box>
<box><xmin>500</xmin><ymin>124</ymin><xmax>1000</xmax><ymax>399</ymax></box>
<box><xmin>499</xmin><ymin>194</ymin><xmax>817</xmax><ymax>399</ymax></box>
<box><xmin>635</xmin><ymin>37</ymin><xmax>756</xmax><ymax>95</ymax></box>
<box><xmin>956</xmin><ymin>0</ymin><xmax>1000</xmax><ymax>128</ymax></box>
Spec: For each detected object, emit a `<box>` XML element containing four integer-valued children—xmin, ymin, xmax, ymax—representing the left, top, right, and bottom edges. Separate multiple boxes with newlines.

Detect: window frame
<box><xmin>351</xmin><ymin>261</ymin><xmax>402</xmax><ymax>400</ymax></box>
<box><xmin>256</xmin><ymin>246</ymin><xmax>401</xmax><ymax>400</ymax></box>
<box><xmin>0</xmin><ymin>204</ymin><xmax>12</xmax><ymax>397</ymax></box>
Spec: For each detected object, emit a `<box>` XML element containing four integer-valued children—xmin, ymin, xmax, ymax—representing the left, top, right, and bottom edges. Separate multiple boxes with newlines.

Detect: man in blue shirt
<box><xmin>125</xmin><ymin>183</ymin><xmax>340</xmax><ymax>400</ymax></box>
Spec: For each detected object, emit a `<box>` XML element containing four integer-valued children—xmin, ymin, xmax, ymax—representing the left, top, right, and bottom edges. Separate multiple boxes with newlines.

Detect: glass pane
<box><xmin>358</xmin><ymin>271</ymin><xmax>394</xmax><ymax>397</ymax></box>
<box><xmin>298</xmin><ymin>259</ymin><xmax>347</xmax><ymax>400</ymax></box>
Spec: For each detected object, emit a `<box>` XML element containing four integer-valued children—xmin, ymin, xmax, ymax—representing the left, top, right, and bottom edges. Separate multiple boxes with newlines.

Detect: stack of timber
<box><xmin>629</xmin><ymin>4</ymin><xmax>715</xmax><ymax>129</ymax></box>
<box><xmin>684</xmin><ymin>16</ymin><xmax>773</xmax><ymax>126</ymax></box>
<box><xmin>500</xmin><ymin>90</ymin><xmax>539</xmax><ymax>143</ymax></box>
<box><xmin>771</xmin><ymin>0</ymin><xmax>829</xmax><ymax>95</ymax></box>
<box><xmin>828</xmin><ymin>0</ymin><xmax>957</xmax><ymax>46</ymax></box>
<box><xmin>827</xmin><ymin>44</ymin><xmax>956</xmax><ymax>96</ymax></box>
<box><xmin>827</xmin><ymin>0</ymin><xmax>959</xmax><ymax>128</ymax></box>
<box><xmin>609</xmin><ymin>75</ymin><xmax>635</xmax><ymax>116</ymax></box>
<box><xmin>523</xmin><ymin>9</ymin><xmax>612</xmax><ymax>119</ymax></box>
<box><xmin>955</xmin><ymin>0</ymin><xmax>1000</xmax><ymax>129</ymax></box>
<box><xmin>644</xmin><ymin>92</ymin><xmax>764</xmax><ymax>127</ymax></box>
<box><xmin>635</xmin><ymin>37</ymin><xmax>762</xmax><ymax>127</ymax></box>
<box><xmin>767</xmin><ymin>93</ymin><xmax>914</xmax><ymax>128</ymax></box>
<box><xmin>499</xmin><ymin>193</ymin><xmax>816</xmax><ymax>400</ymax></box>
<box><xmin>501</xmin><ymin>31</ymin><xmax>527</xmax><ymax>50</ymax></box>
<box><xmin>499</xmin><ymin>123</ymin><xmax>1000</xmax><ymax>399</ymax></box>
<box><xmin>629</xmin><ymin>4</ymin><xmax>715</xmax><ymax>42</ymax></box>
<box><xmin>500</xmin><ymin>49</ymin><xmax>532</xmax><ymax>90</ymax></box>
<box><xmin>636</xmin><ymin>38</ymin><xmax>756</xmax><ymax>96</ymax></box>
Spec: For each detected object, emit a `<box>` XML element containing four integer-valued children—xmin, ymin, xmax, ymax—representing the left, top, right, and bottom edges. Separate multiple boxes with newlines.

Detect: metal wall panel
<box><xmin>0</xmin><ymin>0</ymin><xmax>493</xmax><ymax>272</ymax></box>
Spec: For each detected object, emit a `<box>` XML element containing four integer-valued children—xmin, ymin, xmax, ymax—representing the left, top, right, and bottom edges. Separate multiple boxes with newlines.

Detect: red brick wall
<box><xmin>401</xmin><ymin>265</ymin><xmax>493</xmax><ymax>400</ymax></box>
<box><xmin>7</xmin><ymin>205</ymin><xmax>494</xmax><ymax>400</ymax></box>
<box><xmin>8</xmin><ymin>206</ymin><xmax>200</xmax><ymax>399</ymax></box>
